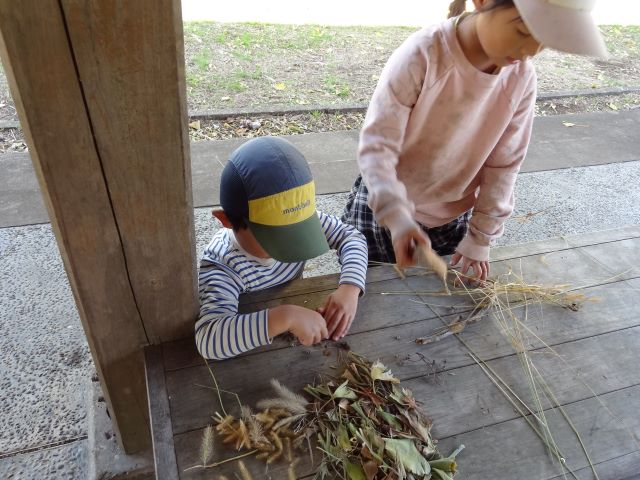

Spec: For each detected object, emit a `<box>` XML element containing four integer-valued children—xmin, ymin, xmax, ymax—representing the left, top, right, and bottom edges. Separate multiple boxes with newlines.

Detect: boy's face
<box><xmin>236</xmin><ymin>227</ymin><xmax>271</xmax><ymax>259</ymax></box>
<box><xmin>212</xmin><ymin>208</ymin><xmax>272</xmax><ymax>259</ymax></box>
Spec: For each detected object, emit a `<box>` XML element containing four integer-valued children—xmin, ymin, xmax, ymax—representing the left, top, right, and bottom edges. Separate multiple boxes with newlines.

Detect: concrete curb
<box><xmin>189</xmin><ymin>85</ymin><xmax>640</xmax><ymax>120</ymax></box>
<box><xmin>1</xmin><ymin>86</ymin><xmax>638</xmax><ymax>129</ymax></box>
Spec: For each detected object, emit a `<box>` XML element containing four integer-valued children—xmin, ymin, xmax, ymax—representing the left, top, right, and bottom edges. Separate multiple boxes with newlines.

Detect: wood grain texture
<box><xmin>158</xmin><ymin>236</ymin><xmax>640</xmax><ymax>477</ymax></box>
<box><xmin>60</xmin><ymin>0</ymin><xmax>199</xmax><ymax>343</ymax></box>
<box><xmin>0</xmin><ymin>0</ymin><xmax>150</xmax><ymax>453</ymax></box>
<box><xmin>145</xmin><ymin>346</ymin><xmax>180</xmax><ymax>480</ymax></box>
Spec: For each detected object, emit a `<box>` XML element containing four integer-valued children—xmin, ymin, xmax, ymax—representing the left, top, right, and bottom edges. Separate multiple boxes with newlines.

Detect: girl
<box><xmin>342</xmin><ymin>0</ymin><xmax>607</xmax><ymax>280</ymax></box>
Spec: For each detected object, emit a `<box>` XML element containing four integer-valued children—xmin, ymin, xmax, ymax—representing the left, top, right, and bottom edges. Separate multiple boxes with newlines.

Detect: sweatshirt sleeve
<box><xmin>456</xmin><ymin>71</ymin><xmax>537</xmax><ymax>262</ymax></box>
<box><xmin>357</xmin><ymin>35</ymin><xmax>427</xmax><ymax>238</ymax></box>
<box><xmin>195</xmin><ymin>262</ymin><xmax>271</xmax><ymax>360</ymax></box>
<box><xmin>318</xmin><ymin>212</ymin><xmax>368</xmax><ymax>294</ymax></box>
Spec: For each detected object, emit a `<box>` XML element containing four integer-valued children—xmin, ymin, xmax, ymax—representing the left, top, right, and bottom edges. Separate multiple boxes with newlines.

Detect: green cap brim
<box><xmin>249</xmin><ymin>213</ymin><xmax>329</xmax><ymax>263</ymax></box>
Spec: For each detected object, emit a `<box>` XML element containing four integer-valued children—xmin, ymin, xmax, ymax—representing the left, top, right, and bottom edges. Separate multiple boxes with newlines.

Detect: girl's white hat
<box><xmin>513</xmin><ymin>0</ymin><xmax>608</xmax><ymax>57</ymax></box>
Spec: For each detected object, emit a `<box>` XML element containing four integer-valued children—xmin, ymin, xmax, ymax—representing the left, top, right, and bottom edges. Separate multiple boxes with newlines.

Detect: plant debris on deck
<box><xmin>202</xmin><ymin>351</ymin><xmax>464</xmax><ymax>480</ymax></box>
<box><xmin>379</xmin><ymin>268</ymin><xmax>593</xmax><ymax>346</ymax></box>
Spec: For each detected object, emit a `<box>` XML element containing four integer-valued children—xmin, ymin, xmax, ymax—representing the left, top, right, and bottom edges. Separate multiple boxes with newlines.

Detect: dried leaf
<box><xmin>384</xmin><ymin>438</ymin><xmax>431</xmax><ymax>475</ymax></box>
<box><xmin>370</xmin><ymin>361</ymin><xmax>400</xmax><ymax>384</ymax></box>
<box><xmin>363</xmin><ymin>460</ymin><xmax>379</xmax><ymax>480</ymax></box>
<box><xmin>333</xmin><ymin>380</ymin><xmax>358</xmax><ymax>399</ymax></box>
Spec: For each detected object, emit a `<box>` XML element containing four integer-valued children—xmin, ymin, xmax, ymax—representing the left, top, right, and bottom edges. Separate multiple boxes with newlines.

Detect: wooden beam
<box><xmin>60</xmin><ymin>0</ymin><xmax>198</xmax><ymax>343</ymax></box>
<box><xmin>145</xmin><ymin>345</ymin><xmax>180</xmax><ymax>480</ymax></box>
<box><xmin>0</xmin><ymin>0</ymin><xmax>198</xmax><ymax>453</ymax></box>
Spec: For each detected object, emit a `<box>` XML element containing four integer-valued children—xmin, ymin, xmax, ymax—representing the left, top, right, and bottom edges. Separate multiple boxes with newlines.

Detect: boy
<box><xmin>196</xmin><ymin>136</ymin><xmax>368</xmax><ymax>360</ymax></box>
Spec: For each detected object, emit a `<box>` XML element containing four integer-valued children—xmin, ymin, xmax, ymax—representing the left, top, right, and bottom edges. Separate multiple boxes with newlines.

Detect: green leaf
<box><xmin>384</xmin><ymin>438</ymin><xmax>431</xmax><ymax>475</ymax></box>
<box><xmin>337</xmin><ymin>423</ymin><xmax>352</xmax><ymax>451</ymax></box>
<box><xmin>370</xmin><ymin>361</ymin><xmax>400</xmax><ymax>383</ymax></box>
<box><xmin>333</xmin><ymin>380</ymin><xmax>357</xmax><ymax>399</ymax></box>
<box><xmin>377</xmin><ymin>408</ymin><xmax>402</xmax><ymax>430</ymax></box>
<box><xmin>430</xmin><ymin>444</ymin><xmax>465</xmax><ymax>474</ymax></box>
<box><xmin>345</xmin><ymin>461</ymin><xmax>367</xmax><ymax>480</ymax></box>
<box><xmin>432</xmin><ymin>467</ymin><xmax>455</xmax><ymax>480</ymax></box>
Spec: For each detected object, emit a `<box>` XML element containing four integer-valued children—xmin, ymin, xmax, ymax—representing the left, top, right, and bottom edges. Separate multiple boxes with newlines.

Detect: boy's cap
<box><xmin>513</xmin><ymin>0</ymin><xmax>608</xmax><ymax>58</ymax></box>
<box><xmin>220</xmin><ymin>136</ymin><xmax>329</xmax><ymax>263</ymax></box>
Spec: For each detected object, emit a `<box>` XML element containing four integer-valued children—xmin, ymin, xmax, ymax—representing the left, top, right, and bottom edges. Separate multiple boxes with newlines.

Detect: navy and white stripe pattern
<box><xmin>196</xmin><ymin>211</ymin><xmax>368</xmax><ymax>360</ymax></box>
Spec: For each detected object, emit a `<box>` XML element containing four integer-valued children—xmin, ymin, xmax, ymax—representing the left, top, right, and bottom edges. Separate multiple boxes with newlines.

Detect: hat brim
<box><xmin>249</xmin><ymin>213</ymin><xmax>329</xmax><ymax>263</ymax></box>
<box><xmin>514</xmin><ymin>0</ymin><xmax>608</xmax><ymax>58</ymax></box>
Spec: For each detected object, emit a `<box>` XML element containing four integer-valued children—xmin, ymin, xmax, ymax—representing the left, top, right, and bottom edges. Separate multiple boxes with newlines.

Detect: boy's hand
<box><xmin>451</xmin><ymin>251</ymin><xmax>489</xmax><ymax>283</ymax></box>
<box><xmin>269</xmin><ymin>305</ymin><xmax>328</xmax><ymax>346</ymax></box>
<box><xmin>318</xmin><ymin>284</ymin><xmax>361</xmax><ymax>340</ymax></box>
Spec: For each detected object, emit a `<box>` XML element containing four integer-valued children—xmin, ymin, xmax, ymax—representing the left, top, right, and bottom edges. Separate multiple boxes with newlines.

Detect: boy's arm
<box><xmin>456</xmin><ymin>72</ymin><xmax>537</xmax><ymax>262</ymax></box>
<box><xmin>319</xmin><ymin>212</ymin><xmax>368</xmax><ymax>294</ymax></box>
<box><xmin>195</xmin><ymin>263</ymin><xmax>272</xmax><ymax>360</ymax></box>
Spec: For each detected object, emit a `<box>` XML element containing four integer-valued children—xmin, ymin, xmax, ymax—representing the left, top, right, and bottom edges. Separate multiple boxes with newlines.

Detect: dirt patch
<box><xmin>0</xmin><ymin>23</ymin><xmax>639</xmax><ymax>151</ymax></box>
<box><xmin>182</xmin><ymin>23</ymin><xmax>640</xmax><ymax>112</ymax></box>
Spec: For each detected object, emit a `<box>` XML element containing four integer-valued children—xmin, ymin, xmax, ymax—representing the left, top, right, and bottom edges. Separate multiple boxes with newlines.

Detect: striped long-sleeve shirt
<box><xmin>195</xmin><ymin>211</ymin><xmax>368</xmax><ymax>360</ymax></box>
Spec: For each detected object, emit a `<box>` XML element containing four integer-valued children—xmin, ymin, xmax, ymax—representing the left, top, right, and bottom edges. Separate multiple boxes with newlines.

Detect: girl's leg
<box><xmin>341</xmin><ymin>175</ymin><xmax>396</xmax><ymax>264</ymax></box>
<box><xmin>423</xmin><ymin>211</ymin><xmax>471</xmax><ymax>256</ymax></box>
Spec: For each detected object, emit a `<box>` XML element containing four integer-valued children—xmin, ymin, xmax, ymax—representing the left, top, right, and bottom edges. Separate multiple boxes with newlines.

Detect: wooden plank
<box><xmin>166</xmin><ymin>236</ymin><xmax>639</xmax><ymax>471</ymax></box>
<box><xmin>60</xmin><ymin>0</ymin><xmax>199</xmax><ymax>343</ymax></box>
<box><xmin>240</xmin><ymin>264</ymin><xmax>404</xmax><ymax>304</ymax></box>
<box><xmin>163</xmin><ymin>236</ymin><xmax>636</xmax><ymax>373</ymax></box>
<box><xmin>145</xmin><ymin>345</ymin><xmax>180</xmax><ymax>480</ymax></box>
<box><xmin>547</xmin><ymin>450</ymin><xmax>640</xmax><ymax>480</ymax></box>
<box><xmin>174</xmin><ymin>325</ymin><xmax>640</xmax><ymax>478</ymax></box>
<box><xmin>435</xmin><ymin>385</ymin><xmax>640</xmax><ymax>480</ymax></box>
<box><xmin>578</xmin><ymin>237</ymin><xmax>640</xmax><ymax>282</ymax></box>
<box><xmin>0</xmin><ymin>0</ymin><xmax>150</xmax><ymax>452</ymax></box>
<box><xmin>164</xmin><ymin>277</ymin><xmax>436</xmax><ymax>372</ymax></box>
<box><xmin>406</xmin><ymin>325</ymin><xmax>640</xmax><ymax>439</ymax></box>
<box><xmin>490</xmin><ymin>225</ymin><xmax>640</xmax><ymax>262</ymax></box>
<box><xmin>166</xmin><ymin>278</ymin><xmax>640</xmax><ymax>437</ymax></box>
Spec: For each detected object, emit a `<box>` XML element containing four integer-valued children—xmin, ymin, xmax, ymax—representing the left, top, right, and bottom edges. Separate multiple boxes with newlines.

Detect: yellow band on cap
<box><xmin>248</xmin><ymin>181</ymin><xmax>316</xmax><ymax>226</ymax></box>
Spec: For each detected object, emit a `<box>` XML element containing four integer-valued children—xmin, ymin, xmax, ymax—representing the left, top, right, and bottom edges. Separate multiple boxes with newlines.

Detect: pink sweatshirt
<box><xmin>359</xmin><ymin>17</ymin><xmax>537</xmax><ymax>261</ymax></box>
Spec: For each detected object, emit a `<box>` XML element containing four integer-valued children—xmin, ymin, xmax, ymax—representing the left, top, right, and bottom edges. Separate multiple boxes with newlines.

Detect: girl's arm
<box><xmin>456</xmin><ymin>72</ymin><xmax>537</xmax><ymax>263</ymax></box>
<box><xmin>358</xmin><ymin>34</ymin><xmax>428</xmax><ymax>243</ymax></box>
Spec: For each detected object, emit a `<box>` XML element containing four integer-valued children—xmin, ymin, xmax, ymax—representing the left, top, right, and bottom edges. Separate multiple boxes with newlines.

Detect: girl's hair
<box><xmin>447</xmin><ymin>0</ymin><xmax>515</xmax><ymax>19</ymax></box>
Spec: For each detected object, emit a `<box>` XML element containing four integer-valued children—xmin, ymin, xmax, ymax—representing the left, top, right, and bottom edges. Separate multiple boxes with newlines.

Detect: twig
<box><xmin>184</xmin><ymin>449</ymin><xmax>258</xmax><ymax>471</ymax></box>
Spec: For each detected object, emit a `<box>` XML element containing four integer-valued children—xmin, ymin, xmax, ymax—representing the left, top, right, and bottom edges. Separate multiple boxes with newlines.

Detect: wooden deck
<box><xmin>146</xmin><ymin>226</ymin><xmax>640</xmax><ymax>479</ymax></box>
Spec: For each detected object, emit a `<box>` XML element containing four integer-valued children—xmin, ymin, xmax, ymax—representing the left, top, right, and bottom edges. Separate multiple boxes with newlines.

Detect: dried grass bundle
<box><xmin>410</xmin><ymin>269</ymin><xmax>593</xmax><ymax>345</ymax></box>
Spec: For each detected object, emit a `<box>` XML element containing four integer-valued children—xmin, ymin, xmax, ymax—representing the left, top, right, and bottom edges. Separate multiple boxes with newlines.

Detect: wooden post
<box><xmin>0</xmin><ymin>0</ymin><xmax>198</xmax><ymax>453</ymax></box>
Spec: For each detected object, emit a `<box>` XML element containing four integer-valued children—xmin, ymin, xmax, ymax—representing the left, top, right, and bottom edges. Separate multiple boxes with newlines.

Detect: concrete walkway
<box><xmin>2</xmin><ymin>109</ymin><xmax>639</xmax><ymax>229</ymax></box>
<box><xmin>1</xmin><ymin>109</ymin><xmax>639</xmax><ymax>478</ymax></box>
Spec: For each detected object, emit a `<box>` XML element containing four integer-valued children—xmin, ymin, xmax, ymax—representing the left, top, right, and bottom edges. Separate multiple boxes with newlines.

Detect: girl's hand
<box><xmin>318</xmin><ymin>284</ymin><xmax>361</xmax><ymax>340</ymax></box>
<box><xmin>392</xmin><ymin>224</ymin><xmax>431</xmax><ymax>268</ymax></box>
<box><xmin>450</xmin><ymin>252</ymin><xmax>489</xmax><ymax>283</ymax></box>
